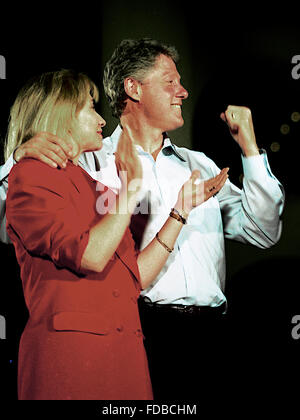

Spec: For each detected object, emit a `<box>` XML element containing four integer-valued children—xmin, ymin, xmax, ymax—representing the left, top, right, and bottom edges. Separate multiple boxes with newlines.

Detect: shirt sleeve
<box><xmin>215</xmin><ymin>150</ymin><xmax>285</xmax><ymax>248</ymax></box>
<box><xmin>0</xmin><ymin>154</ymin><xmax>15</xmax><ymax>244</ymax></box>
<box><xmin>6</xmin><ymin>160</ymin><xmax>90</xmax><ymax>273</ymax></box>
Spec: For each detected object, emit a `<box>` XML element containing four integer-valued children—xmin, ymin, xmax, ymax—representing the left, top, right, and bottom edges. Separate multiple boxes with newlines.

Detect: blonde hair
<box><xmin>4</xmin><ymin>69</ymin><xmax>99</xmax><ymax>161</ymax></box>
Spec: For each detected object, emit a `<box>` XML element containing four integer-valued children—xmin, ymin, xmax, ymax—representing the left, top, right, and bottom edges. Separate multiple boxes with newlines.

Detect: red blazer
<box><xmin>6</xmin><ymin>159</ymin><xmax>152</xmax><ymax>400</ymax></box>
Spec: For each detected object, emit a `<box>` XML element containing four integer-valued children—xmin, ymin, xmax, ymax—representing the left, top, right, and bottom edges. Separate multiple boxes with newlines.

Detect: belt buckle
<box><xmin>172</xmin><ymin>304</ymin><xmax>187</xmax><ymax>313</ymax></box>
<box><xmin>183</xmin><ymin>305</ymin><xmax>194</xmax><ymax>314</ymax></box>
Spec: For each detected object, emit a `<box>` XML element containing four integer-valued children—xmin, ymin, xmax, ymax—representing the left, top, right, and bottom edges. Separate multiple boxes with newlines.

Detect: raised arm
<box><xmin>218</xmin><ymin>105</ymin><xmax>284</xmax><ymax>247</ymax></box>
<box><xmin>81</xmin><ymin>126</ymin><xmax>143</xmax><ymax>272</ymax></box>
<box><xmin>220</xmin><ymin>105</ymin><xmax>259</xmax><ymax>157</ymax></box>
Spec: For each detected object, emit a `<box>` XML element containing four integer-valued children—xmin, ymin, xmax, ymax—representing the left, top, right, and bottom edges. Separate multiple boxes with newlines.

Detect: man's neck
<box><xmin>120</xmin><ymin>114</ymin><xmax>164</xmax><ymax>159</ymax></box>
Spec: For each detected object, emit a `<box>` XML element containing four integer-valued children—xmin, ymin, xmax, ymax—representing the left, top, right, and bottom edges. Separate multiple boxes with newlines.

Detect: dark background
<box><xmin>0</xmin><ymin>1</ymin><xmax>300</xmax><ymax>406</ymax></box>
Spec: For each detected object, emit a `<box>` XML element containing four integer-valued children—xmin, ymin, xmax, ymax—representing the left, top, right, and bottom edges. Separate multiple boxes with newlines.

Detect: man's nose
<box><xmin>177</xmin><ymin>84</ymin><xmax>188</xmax><ymax>100</ymax></box>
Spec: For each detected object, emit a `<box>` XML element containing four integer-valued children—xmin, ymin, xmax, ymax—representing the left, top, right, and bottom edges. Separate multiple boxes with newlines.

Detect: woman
<box><xmin>5</xmin><ymin>70</ymin><xmax>228</xmax><ymax>400</ymax></box>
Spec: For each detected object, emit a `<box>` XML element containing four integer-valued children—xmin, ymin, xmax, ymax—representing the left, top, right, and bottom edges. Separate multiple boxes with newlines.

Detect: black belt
<box><xmin>139</xmin><ymin>299</ymin><xmax>227</xmax><ymax>316</ymax></box>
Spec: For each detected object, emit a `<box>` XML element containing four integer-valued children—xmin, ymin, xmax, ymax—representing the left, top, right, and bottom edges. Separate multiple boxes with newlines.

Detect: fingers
<box><xmin>116</xmin><ymin>137</ymin><xmax>136</xmax><ymax>169</ymax></box>
<box><xmin>114</xmin><ymin>152</ymin><xmax>125</xmax><ymax>175</ymax></box>
<box><xmin>221</xmin><ymin>105</ymin><xmax>253</xmax><ymax>133</ymax></box>
<box><xmin>117</xmin><ymin>128</ymin><xmax>134</xmax><ymax>159</ymax></box>
<box><xmin>36</xmin><ymin>142</ymin><xmax>69</xmax><ymax>168</ymax></box>
<box><xmin>119</xmin><ymin>128</ymin><xmax>138</xmax><ymax>162</ymax></box>
<box><xmin>35</xmin><ymin>132</ymin><xmax>75</xmax><ymax>160</ymax></box>
<box><xmin>214</xmin><ymin>168</ymin><xmax>229</xmax><ymax>191</ymax></box>
<box><xmin>190</xmin><ymin>169</ymin><xmax>201</xmax><ymax>184</ymax></box>
<box><xmin>15</xmin><ymin>147</ymin><xmax>59</xmax><ymax>168</ymax></box>
<box><xmin>205</xmin><ymin>168</ymin><xmax>229</xmax><ymax>198</ymax></box>
<box><xmin>211</xmin><ymin>168</ymin><xmax>229</xmax><ymax>190</ymax></box>
<box><xmin>15</xmin><ymin>132</ymin><xmax>76</xmax><ymax>168</ymax></box>
<box><xmin>222</xmin><ymin>109</ymin><xmax>239</xmax><ymax>136</ymax></box>
<box><xmin>116</xmin><ymin>126</ymin><xmax>142</xmax><ymax>183</ymax></box>
<box><xmin>15</xmin><ymin>143</ymin><xmax>63</xmax><ymax>168</ymax></box>
<box><xmin>175</xmin><ymin>167</ymin><xmax>229</xmax><ymax>214</ymax></box>
<box><xmin>221</xmin><ymin>105</ymin><xmax>241</xmax><ymax>122</ymax></box>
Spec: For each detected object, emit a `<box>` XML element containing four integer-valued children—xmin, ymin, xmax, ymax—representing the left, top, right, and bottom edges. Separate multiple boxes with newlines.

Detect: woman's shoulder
<box><xmin>11</xmin><ymin>158</ymin><xmax>58</xmax><ymax>175</ymax></box>
<box><xmin>9</xmin><ymin>158</ymin><xmax>71</xmax><ymax>191</ymax></box>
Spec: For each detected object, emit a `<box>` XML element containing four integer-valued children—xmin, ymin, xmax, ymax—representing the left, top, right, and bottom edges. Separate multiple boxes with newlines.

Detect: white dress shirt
<box><xmin>0</xmin><ymin>125</ymin><xmax>284</xmax><ymax>306</ymax></box>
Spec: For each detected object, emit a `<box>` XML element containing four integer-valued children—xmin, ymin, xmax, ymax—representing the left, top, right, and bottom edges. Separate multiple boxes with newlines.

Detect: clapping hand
<box><xmin>174</xmin><ymin>168</ymin><xmax>229</xmax><ymax>217</ymax></box>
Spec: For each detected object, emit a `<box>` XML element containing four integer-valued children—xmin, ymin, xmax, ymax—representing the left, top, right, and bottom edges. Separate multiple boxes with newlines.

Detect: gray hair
<box><xmin>103</xmin><ymin>38</ymin><xmax>179</xmax><ymax>119</ymax></box>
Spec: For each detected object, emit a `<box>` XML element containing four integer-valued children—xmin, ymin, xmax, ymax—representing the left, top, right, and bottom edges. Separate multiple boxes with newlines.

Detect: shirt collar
<box><xmin>109</xmin><ymin>125</ymin><xmax>186</xmax><ymax>162</ymax></box>
<box><xmin>161</xmin><ymin>135</ymin><xmax>186</xmax><ymax>162</ymax></box>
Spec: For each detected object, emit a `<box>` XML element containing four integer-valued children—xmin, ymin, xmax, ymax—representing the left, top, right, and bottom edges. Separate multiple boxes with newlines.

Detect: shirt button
<box><xmin>116</xmin><ymin>325</ymin><xmax>124</xmax><ymax>333</ymax></box>
<box><xmin>112</xmin><ymin>289</ymin><xmax>120</xmax><ymax>297</ymax></box>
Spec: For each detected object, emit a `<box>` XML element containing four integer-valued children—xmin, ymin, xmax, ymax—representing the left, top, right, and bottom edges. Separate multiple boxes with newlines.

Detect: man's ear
<box><xmin>124</xmin><ymin>77</ymin><xmax>141</xmax><ymax>101</ymax></box>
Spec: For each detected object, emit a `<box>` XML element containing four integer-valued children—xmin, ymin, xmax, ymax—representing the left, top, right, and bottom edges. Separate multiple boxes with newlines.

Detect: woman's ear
<box><xmin>124</xmin><ymin>77</ymin><xmax>141</xmax><ymax>102</ymax></box>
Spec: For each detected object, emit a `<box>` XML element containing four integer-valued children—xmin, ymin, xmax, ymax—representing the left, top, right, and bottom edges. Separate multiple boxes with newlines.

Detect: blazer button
<box><xmin>112</xmin><ymin>289</ymin><xmax>120</xmax><ymax>297</ymax></box>
<box><xmin>116</xmin><ymin>325</ymin><xmax>124</xmax><ymax>333</ymax></box>
<box><xmin>135</xmin><ymin>329</ymin><xmax>143</xmax><ymax>338</ymax></box>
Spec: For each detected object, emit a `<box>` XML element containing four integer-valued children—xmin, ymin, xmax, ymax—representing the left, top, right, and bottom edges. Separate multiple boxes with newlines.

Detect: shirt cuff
<box><xmin>241</xmin><ymin>149</ymin><xmax>272</xmax><ymax>180</ymax></box>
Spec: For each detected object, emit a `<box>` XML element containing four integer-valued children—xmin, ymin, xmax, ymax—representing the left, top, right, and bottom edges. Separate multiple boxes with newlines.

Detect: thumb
<box><xmin>114</xmin><ymin>152</ymin><xmax>122</xmax><ymax>174</ymax></box>
<box><xmin>190</xmin><ymin>169</ymin><xmax>201</xmax><ymax>184</ymax></box>
<box><xmin>220</xmin><ymin>112</ymin><xmax>226</xmax><ymax>123</ymax></box>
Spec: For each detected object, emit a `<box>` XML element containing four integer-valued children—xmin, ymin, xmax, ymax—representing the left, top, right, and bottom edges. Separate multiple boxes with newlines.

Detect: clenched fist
<box><xmin>220</xmin><ymin>105</ymin><xmax>260</xmax><ymax>157</ymax></box>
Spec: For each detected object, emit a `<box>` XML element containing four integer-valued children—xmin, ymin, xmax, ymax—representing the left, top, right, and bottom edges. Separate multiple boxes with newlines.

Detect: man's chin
<box><xmin>166</xmin><ymin>119</ymin><xmax>184</xmax><ymax>132</ymax></box>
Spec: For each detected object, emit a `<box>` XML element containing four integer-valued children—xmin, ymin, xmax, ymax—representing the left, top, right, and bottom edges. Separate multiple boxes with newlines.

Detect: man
<box><xmin>0</xmin><ymin>39</ymin><xmax>284</xmax><ymax>399</ymax></box>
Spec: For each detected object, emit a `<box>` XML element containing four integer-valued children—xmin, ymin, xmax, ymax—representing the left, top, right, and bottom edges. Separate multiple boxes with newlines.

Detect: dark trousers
<box><xmin>138</xmin><ymin>299</ymin><xmax>230</xmax><ymax>401</ymax></box>
<box><xmin>139</xmin><ymin>295</ymin><xmax>296</xmax><ymax>404</ymax></box>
